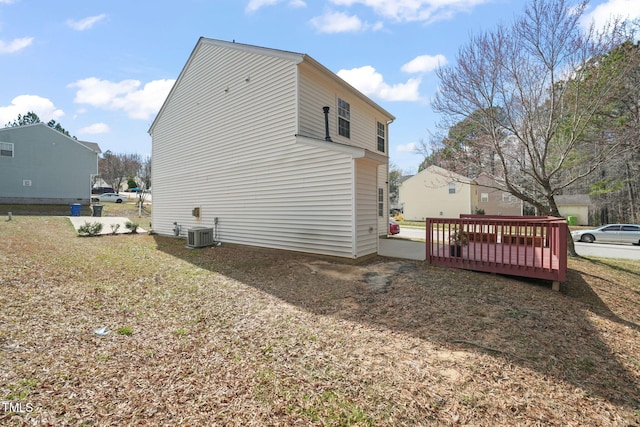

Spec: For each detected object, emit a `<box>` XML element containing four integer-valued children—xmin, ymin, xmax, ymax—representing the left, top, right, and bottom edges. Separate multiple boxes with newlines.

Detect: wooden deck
<box><xmin>426</xmin><ymin>216</ymin><xmax>567</xmax><ymax>290</ymax></box>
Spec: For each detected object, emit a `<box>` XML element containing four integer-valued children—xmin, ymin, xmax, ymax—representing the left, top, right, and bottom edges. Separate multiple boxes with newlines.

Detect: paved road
<box><xmin>395</xmin><ymin>226</ymin><xmax>640</xmax><ymax>261</ymax></box>
<box><xmin>573</xmin><ymin>241</ymin><xmax>640</xmax><ymax>260</ymax></box>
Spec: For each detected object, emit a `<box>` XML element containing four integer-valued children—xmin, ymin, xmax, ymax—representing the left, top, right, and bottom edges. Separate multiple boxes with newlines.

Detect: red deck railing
<box><xmin>426</xmin><ymin>215</ymin><xmax>567</xmax><ymax>290</ymax></box>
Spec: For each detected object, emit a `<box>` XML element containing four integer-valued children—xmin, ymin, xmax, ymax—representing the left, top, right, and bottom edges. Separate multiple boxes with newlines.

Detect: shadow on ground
<box><xmin>153</xmin><ymin>236</ymin><xmax>640</xmax><ymax>411</ymax></box>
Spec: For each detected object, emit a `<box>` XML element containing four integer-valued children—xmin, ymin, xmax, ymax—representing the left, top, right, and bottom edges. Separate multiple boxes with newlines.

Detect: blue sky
<box><xmin>1</xmin><ymin>0</ymin><xmax>637</xmax><ymax>174</ymax></box>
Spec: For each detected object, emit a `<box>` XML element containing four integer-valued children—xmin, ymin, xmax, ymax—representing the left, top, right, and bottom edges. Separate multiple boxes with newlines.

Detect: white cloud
<box><xmin>329</xmin><ymin>0</ymin><xmax>489</xmax><ymax>23</ymax></box>
<box><xmin>0</xmin><ymin>0</ymin><xmax>15</xmax><ymax>4</ymax></box>
<box><xmin>0</xmin><ymin>95</ymin><xmax>64</xmax><ymax>125</ymax></box>
<box><xmin>310</xmin><ymin>11</ymin><xmax>366</xmax><ymax>33</ymax></box>
<box><xmin>396</xmin><ymin>142</ymin><xmax>417</xmax><ymax>152</ymax></box>
<box><xmin>68</xmin><ymin>78</ymin><xmax>175</xmax><ymax>120</ymax></box>
<box><xmin>246</xmin><ymin>0</ymin><xmax>306</xmax><ymax>13</ymax></box>
<box><xmin>66</xmin><ymin>14</ymin><xmax>107</xmax><ymax>31</ymax></box>
<box><xmin>78</xmin><ymin>123</ymin><xmax>110</xmax><ymax>135</ymax></box>
<box><xmin>338</xmin><ymin>65</ymin><xmax>422</xmax><ymax>101</ymax></box>
<box><xmin>581</xmin><ymin>0</ymin><xmax>640</xmax><ymax>30</ymax></box>
<box><xmin>401</xmin><ymin>54</ymin><xmax>447</xmax><ymax>73</ymax></box>
<box><xmin>0</xmin><ymin>37</ymin><xmax>33</xmax><ymax>54</ymax></box>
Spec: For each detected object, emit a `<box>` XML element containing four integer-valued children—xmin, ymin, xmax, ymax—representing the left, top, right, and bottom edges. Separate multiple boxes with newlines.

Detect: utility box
<box><xmin>187</xmin><ymin>227</ymin><xmax>214</xmax><ymax>248</ymax></box>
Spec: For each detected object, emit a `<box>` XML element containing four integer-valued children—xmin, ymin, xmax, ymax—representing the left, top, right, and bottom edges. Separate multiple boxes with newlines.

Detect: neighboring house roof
<box><xmin>402</xmin><ymin>165</ymin><xmax>474</xmax><ymax>185</ymax></box>
<box><xmin>0</xmin><ymin>123</ymin><xmax>102</xmax><ymax>153</ymax></box>
<box><xmin>149</xmin><ymin>37</ymin><xmax>395</xmax><ymax>134</ymax></box>
<box><xmin>555</xmin><ymin>194</ymin><xmax>592</xmax><ymax>206</ymax></box>
<box><xmin>78</xmin><ymin>140</ymin><xmax>102</xmax><ymax>154</ymax></box>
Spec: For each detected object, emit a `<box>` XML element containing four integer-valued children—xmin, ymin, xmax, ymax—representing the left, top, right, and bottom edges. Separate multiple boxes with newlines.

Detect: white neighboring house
<box><xmin>398</xmin><ymin>165</ymin><xmax>478</xmax><ymax>221</ymax></box>
<box><xmin>149</xmin><ymin>38</ymin><xmax>395</xmax><ymax>259</ymax></box>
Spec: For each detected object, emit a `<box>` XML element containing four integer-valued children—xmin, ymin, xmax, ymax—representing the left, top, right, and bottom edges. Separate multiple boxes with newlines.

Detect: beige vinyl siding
<box><xmin>399</xmin><ymin>166</ymin><xmax>475</xmax><ymax>221</ymax></box>
<box><xmin>297</xmin><ymin>60</ymin><xmax>392</xmax><ymax>243</ymax></box>
<box><xmin>297</xmin><ymin>63</ymin><xmax>386</xmax><ymax>154</ymax></box>
<box><xmin>355</xmin><ymin>158</ymin><xmax>378</xmax><ymax>256</ymax></box>
<box><xmin>152</xmin><ymin>42</ymin><xmax>357</xmax><ymax>257</ymax></box>
<box><xmin>557</xmin><ymin>205</ymin><xmax>588</xmax><ymax>226</ymax></box>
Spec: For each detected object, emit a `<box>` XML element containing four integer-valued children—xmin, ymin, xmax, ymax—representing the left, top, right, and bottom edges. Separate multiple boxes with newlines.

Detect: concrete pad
<box><xmin>378</xmin><ymin>237</ymin><xmax>426</xmax><ymax>261</ymax></box>
<box><xmin>67</xmin><ymin>216</ymin><xmax>146</xmax><ymax>235</ymax></box>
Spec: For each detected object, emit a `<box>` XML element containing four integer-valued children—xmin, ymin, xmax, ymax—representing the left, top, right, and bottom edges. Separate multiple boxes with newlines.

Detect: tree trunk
<box><xmin>626</xmin><ymin>162</ymin><xmax>637</xmax><ymax>224</ymax></box>
<box><xmin>549</xmin><ymin>195</ymin><xmax>579</xmax><ymax>257</ymax></box>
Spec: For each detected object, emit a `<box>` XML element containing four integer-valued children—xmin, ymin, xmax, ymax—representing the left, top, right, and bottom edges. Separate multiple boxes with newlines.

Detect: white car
<box><xmin>91</xmin><ymin>193</ymin><xmax>127</xmax><ymax>203</ymax></box>
<box><xmin>571</xmin><ymin>224</ymin><xmax>640</xmax><ymax>245</ymax></box>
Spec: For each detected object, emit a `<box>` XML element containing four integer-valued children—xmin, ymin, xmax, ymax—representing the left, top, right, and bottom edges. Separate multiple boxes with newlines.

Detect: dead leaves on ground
<box><xmin>1</xmin><ymin>216</ymin><xmax>639</xmax><ymax>426</ymax></box>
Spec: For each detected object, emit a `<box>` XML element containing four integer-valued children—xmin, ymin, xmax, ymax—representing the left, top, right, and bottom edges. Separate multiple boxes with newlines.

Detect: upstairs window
<box><xmin>448</xmin><ymin>182</ymin><xmax>456</xmax><ymax>194</ymax></box>
<box><xmin>502</xmin><ymin>192</ymin><xmax>515</xmax><ymax>202</ymax></box>
<box><xmin>338</xmin><ymin>98</ymin><xmax>350</xmax><ymax>138</ymax></box>
<box><xmin>481</xmin><ymin>192</ymin><xmax>489</xmax><ymax>202</ymax></box>
<box><xmin>0</xmin><ymin>142</ymin><xmax>13</xmax><ymax>157</ymax></box>
<box><xmin>377</xmin><ymin>122</ymin><xmax>386</xmax><ymax>152</ymax></box>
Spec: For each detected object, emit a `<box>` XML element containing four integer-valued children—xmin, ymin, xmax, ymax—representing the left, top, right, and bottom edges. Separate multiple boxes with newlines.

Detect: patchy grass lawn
<box><xmin>1</xmin><ymin>215</ymin><xmax>639</xmax><ymax>426</ymax></box>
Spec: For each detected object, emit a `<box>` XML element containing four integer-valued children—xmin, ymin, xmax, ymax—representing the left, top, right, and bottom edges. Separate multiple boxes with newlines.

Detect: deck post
<box><xmin>552</xmin><ymin>281</ymin><xmax>560</xmax><ymax>291</ymax></box>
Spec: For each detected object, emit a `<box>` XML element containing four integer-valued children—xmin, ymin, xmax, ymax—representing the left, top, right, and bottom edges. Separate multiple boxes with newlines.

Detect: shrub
<box><xmin>125</xmin><ymin>221</ymin><xmax>139</xmax><ymax>234</ymax></box>
<box><xmin>110</xmin><ymin>223</ymin><xmax>121</xmax><ymax>235</ymax></box>
<box><xmin>77</xmin><ymin>221</ymin><xmax>103</xmax><ymax>237</ymax></box>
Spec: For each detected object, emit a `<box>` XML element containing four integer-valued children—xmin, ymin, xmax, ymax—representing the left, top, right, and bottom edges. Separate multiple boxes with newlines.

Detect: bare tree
<box><xmin>99</xmin><ymin>151</ymin><xmax>142</xmax><ymax>194</ymax></box>
<box><xmin>432</xmin><ymin>0</ymin><xmax>637</xmax><ymax>256</ymax></box>
<box><xmin>135</xmin><ymin>155</ymin><xmax>152</xmax><ymax>211</ymax></box>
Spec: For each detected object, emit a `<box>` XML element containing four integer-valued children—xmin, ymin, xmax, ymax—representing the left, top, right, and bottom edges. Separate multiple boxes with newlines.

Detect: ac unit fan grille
<box><xmin>187</xmin><ymin>227</ymin><xmax>214</xmax><ymax>248</ymax></box>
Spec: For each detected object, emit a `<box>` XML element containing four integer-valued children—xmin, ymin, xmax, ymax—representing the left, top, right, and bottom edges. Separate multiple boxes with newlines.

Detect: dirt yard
<box><xmin>1</xmin><ymin>212</ymin><xmax>639</xmax><ymax>426</ymax></box>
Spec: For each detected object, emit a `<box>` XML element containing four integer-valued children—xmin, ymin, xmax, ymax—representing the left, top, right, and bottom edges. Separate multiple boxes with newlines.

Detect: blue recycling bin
<box><xmin>70</xmin><ymin>203</ymin><xmax>82</xmax><ymax>216</ymax></box>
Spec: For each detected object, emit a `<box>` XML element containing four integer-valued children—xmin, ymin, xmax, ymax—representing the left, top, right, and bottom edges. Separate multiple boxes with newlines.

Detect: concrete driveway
<box><xmin>67</xmin><ymin>216</ymin><xmax>146</xmax><ymax>235</ymax></box>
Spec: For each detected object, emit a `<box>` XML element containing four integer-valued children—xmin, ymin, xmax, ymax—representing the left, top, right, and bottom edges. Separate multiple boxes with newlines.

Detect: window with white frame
<box><xmin>502</xmin><ymin>192</ymin><xmax>515</xmax><ymax>202</ymax></box>
<box><xmin>448</xmin><ymin>182</ymin><xmax>456</xmax><ymax>194</ymax></box>
<box><xmin>378</xmin><ymin>188</ymin><xmax>384</xmax><ymax>217</ymax></box>
<box><xmin>338</xmin><ymin>98</ymin><xmax>350</xmax><ymax>138</ymax></box>
<box><xmin>481</xmin><ymin>192</ymin><xmax>489</xmax><ymax>202</ymax></box>
<box><xmin>0</xmin><ymin>142</ymin><xmax>14</xmax><ymax>157</ymax></box>
<box><xmin>377</xmin><ymin>122</ymin><xmax>385</xmax><ymax>152</ymax></box>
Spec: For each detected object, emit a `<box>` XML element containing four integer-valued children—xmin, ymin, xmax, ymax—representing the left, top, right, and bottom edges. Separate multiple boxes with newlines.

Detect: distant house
<box><xmin>398</xmin><ymin>165</ymin><xmax>478</xmax><ymax>221</ymax></box>
<box><xmin>149</xmin><ymin>38</ymin><xmax>395</xmax><ymax>259</ymax></box>
<box><xmin>556</xmin><ymin>195</ymin><xmax>591</xmax><ymax>225</ymax></box>
<box><xmin>0</xmin><ymin>123</ymin><xmax>100</xmax><ymax>205</ymax></box>
<box><xmin>475</xmin><ymin>173</ymin><xmax>522</xmax><ymax>216</ymax></box>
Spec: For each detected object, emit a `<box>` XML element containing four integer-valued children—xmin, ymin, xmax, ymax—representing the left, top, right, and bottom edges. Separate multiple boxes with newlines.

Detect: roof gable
<box><xmin>404</xmin><ymin>165</ymin><xmax>473</xmax><ymax>185</ymax></box>
<box><xmin>149</xmin><ymin>38</ymin><xmax>394</xmax><ymax>134</ymax></box>
<box><xmin>0</xmin><ymin>123</ymin><xmax>101</xmax><ymax>153</ymax></box>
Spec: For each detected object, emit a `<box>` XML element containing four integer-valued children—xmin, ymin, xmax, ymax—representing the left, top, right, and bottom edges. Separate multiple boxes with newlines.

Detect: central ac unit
<box><xmin>187</xmin><ymin>227</ymin><xmax>214</xmax><ymax>248</ymax></box>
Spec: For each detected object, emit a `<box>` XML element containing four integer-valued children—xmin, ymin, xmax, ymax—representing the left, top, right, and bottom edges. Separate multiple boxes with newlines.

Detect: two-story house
<box><xmin>475</xmin><ymin>173</ymin><xmax>522</xmax><ymax>216</ymax></box>
<box><xmin>149</xmin><ymin>38</ymin><xmax>395</xmax><ymax>259</ymax></box>
<box><xmin>0</xmin><ymin>123</ymin><xmax>100</xmax><ymax>205</ymax></box>
<box><xmin>398</xmin><ymin>165</ymin><xmax>478</xmax><ymax>221</ymax></box>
